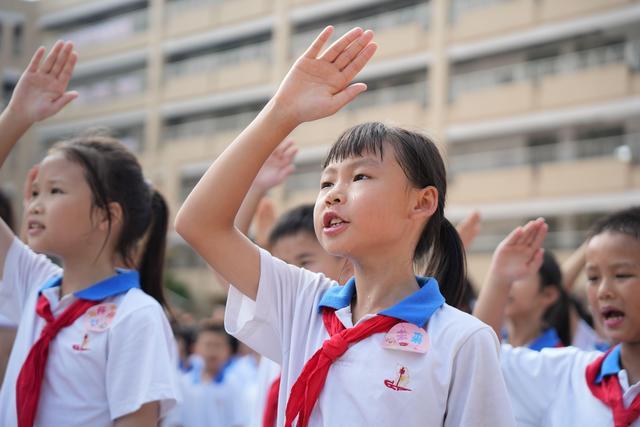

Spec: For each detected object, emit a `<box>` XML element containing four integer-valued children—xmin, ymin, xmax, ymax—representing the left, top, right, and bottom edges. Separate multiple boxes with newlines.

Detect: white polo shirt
<box><xmin>501</xmin><ymin>344</ymin><xmax>640</xmax><ymax>426</ymax></box>
<box><xmin>164</xmin><ymin>363</ymin><xmax>245</xmax><ymax>427</ymax></box>
<box><xmin>0</xmin><ymin>237</ymin><xmax>179</xmax><ymax>427</ymax></box>
<box><xmin>225</xmin><ymin>248</ymin><xmax>516</xmax><ymax>427</ymax></box>
<box><xmin>251</xmin><ymin>356</ymin><xmax>280</xmax><ymax>427</ymax></box>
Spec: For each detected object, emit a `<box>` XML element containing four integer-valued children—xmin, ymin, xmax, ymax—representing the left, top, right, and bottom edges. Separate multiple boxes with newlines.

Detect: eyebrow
<box><xmin>323</xmin><ymin>157</ymin><xmax>382</xmax><ymax>174</ymax></box>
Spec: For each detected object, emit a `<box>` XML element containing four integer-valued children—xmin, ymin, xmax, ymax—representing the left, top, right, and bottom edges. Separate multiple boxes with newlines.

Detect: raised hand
<box><xmin>254</xmin><ymin>139</ymin><xmax>298</xmax><ymax>192</ymax></box>
<box><xmin>491</xmin><ymin>218</ymin><xmax>548</xmax><ymax>285</ymax></box>
<box><xmin>273</xmin><ymin>27</ymin><xmax>377</xmax><ymax>125</ymax></box>
<box><xmin>456</xmin><ymin>210</ymin><xmax>482</xmax><ymax>250</ymax></box>
<box><xmin>7</xmin><ymin>41</ymin><xmax>78</xmax><ymax>125</ymax></box>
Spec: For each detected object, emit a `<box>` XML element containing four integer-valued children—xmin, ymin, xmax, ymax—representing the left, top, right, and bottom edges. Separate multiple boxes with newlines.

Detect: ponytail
<box><xmin>139</xmin><ymin>190</ymin><xmax>170</xmax><ymax>309</ymax></box>
<box><xmin>422</xmin><ymin>217</ymin><xmax>466</xmax><ymax>309</ymax></box>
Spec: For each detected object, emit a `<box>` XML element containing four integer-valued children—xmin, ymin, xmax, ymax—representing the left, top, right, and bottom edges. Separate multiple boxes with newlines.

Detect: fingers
<box><xmin>303</xmin><ymin>26</ymin><xmax>334</xmax><ymax>59</ymax></box>
<box><xmin>320</xmin><ymin>27</ymin><xmax>363</xmax><ymax>63</ymax></box>
<box><xmin>340</xmin><ymin>42</ymin><xmax>377</xmax><ymax>83</ymax></box>
<box><xmin>27</xmin><ymin>47</ymin><xmax>46</xmax><ymax>73</ymax></box>
<box><xmin>50</xmin><ymin>91</ymin><xmax>79</xmax><ymax>113</ymax></box>
<box><xmin>51</xmin><ymin>42</ymin><xmax>74</xmax><ymax>78</ymax></box>
<box><xmin>42</xmin><ymin>41</ymin><xmax>64</xmax><ymax>74</ymax></box>
<box><xmin>333</xmin><ymin>30</ymin><xmax>375</xmax><ymax>71</ymax></box>
<box><xmin>332</xmin><ymin>82</ymin><xmax>368</xmax><ymax>111</ymax></box>
<box><xmin>58</xmin><ymin>51</ymin><xmax>78</xmax><ymax>85</ymax></box>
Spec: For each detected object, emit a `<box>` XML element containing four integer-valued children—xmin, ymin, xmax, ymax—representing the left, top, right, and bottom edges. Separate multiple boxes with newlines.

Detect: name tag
<box><xmin>84</xmin><ymin>303</ymin><xmax>117</xmax><ymax>332</ymax></box>
<box><xmin>382</xmin><ymin>323</ymin><xmax>429</xmax><ymax>353</ymax></box>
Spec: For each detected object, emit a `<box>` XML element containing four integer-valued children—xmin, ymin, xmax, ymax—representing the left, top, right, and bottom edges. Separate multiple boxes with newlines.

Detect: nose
<box><xmin>596</xmin><ymin>276</ymin><xmax>615</xmax><ymax>301</ymax></box>
<box><xmin>28</xmin><ymin>198</ymin><xmax>43</xmax><ymax>215</ymax></box>
<box><xmin>324</xmin><ymin>185</ymin><xmax>344</xmax><ymax>206</ymax></box>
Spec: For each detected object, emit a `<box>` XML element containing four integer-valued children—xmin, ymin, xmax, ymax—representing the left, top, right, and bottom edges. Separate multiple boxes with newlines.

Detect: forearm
<box><xmin>561</xmin><ymin>242</ymin><xmax>586</xmax><ymax>292</ymax></box>
<box><xmin>235</xmin><ymin>184</ymin><xmax>268</xmax><ymax>237</ymax></box>
<box><xmin>473</xmin><ymin>267</ymin><xmax>510</xmax><ymax>339</ymax></box>
<box><xmin>0</xmin><ymin>107</ymin><xmax>32</xmax><ymax>169</ymax></box>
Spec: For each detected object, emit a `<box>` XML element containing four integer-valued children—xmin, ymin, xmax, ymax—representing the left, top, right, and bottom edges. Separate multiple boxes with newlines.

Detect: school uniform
<box><xmin>251</xmin><ymin>356</ymin><xmax>280</xmax><ymax>427</ymax></box>
<box><xmin>165</xmin><ymin>362</ymin><xmax>246</xmax><ymax>427</ymax></box>
<box><xmin>528</xmin><ymin>328</ymin><xmax>562</xmax><ymax>351</ymax></box>
<box><xmin>0</xmin><ymin>237</ymin><xmax>179</xmax><ymax>427</ymax></box>
<box><xmin>501</xmin><ymin>344</ymin><xmax>640</xmax><ymax>426</ymax></box>
<box><xmin>225</xmin><ymin>248</ymin><xmax>516</xmax><ymax>427</ymax></box>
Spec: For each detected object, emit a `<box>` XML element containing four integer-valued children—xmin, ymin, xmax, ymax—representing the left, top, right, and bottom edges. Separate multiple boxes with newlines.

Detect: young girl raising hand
<box><xmin>176</xmin><ymin>27</ymin><xmax>514</xmax><ymax>426</ymax></box>
<box><xmin>0</xmin><ymin>42</ymin><xmax>178</xmax><ymax>427</ymax></box>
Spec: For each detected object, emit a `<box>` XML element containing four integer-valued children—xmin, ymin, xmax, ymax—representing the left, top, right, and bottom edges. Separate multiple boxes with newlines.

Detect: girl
<box><xmin>503</xmin><ymin>250</ymin><xmax>571</xmax><ymax>350</ymax></box>
<box><xmin>474</xmin><ymin>211</ymin><xmax>640</xmax><ymax>426</ymax></box>
<box><xmin>176</xmin><ymin>27</ymin><xmax>515</xmax><ymax>426</ymax></box>
<box><xmin>0</xmin><ymin>42</ymin><xmax>178</xmax><ymax>426</ymax></box>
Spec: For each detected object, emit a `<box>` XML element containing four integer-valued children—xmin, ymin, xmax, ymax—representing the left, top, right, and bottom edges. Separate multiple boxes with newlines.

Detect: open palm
<box><xmin>9</xmin><ymin>41</ymin><xmax>78</xmax><ymax>124</ymax></box>
<box><xmin>493</xmin><ymin>218</ymin><xmax>548</xmax><ymax>284</ymax></box>
<box><xmin>274</xmin><ymin>27</ymin><xmax>377</xmax><ymax>124</ymax></box>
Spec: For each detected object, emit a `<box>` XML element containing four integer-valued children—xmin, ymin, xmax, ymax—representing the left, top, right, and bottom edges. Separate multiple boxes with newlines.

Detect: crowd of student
<box><xmin>0</xmin><ymin>26</ymin><xmax>637</xmax><ymax>427</ymax></box>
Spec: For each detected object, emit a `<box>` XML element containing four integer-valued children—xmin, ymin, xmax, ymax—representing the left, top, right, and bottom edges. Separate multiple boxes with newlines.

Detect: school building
<box><xmin>1</xmin><ymin>0</ymin><xmax>639</xmax><ymax>310</ymax></box>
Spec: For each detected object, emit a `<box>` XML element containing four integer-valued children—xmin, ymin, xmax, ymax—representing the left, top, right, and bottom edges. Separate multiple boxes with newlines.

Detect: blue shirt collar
<box><xmin>595</xmin><ymin>344</ymin><xmax>622</xmax><ymax>384</ymax></box>
<box><xmin>39</xmin><ymin>269</ymin><xmax>140</xmax><ymax>301</ymax></box>
<box><xmin>528</xmin><ymin>328</ymin><xmax>562</xmax><ymax>352</ymax></box>
<box><xmin>190</xmin><ymin>359</ymin><xmax>234</xmax><ymax>385</ymax></box>
<box><xmin>318</xmin><ymin>276</ymin><xmax>445</xmax><ymax>327</ymax></box>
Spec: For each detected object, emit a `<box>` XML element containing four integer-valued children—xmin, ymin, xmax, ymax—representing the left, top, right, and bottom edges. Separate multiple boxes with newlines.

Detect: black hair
<box><xmin>323</xmin><ymin>122</ymin><xmax>466</xmax><ymax>307</ymax></box>
<box><xmin>268</xmin><ymin>204</ymin><xmax>316</xmax><ymax>247</ymax></box>
<box><xmin>173</xmin><ymin>324</ymin><xmax>197</xmax><ymax>355</ymax></box>
<box><xmin>588</xmin><ymin>206</ymin><xmax>640</xmax><ymax>241</ymax></box>
<box><xmin>197</xmin><ymin>321</ymin><xmax>238</xmax><ymax>353</ymax></box>
<box><xmin>538</xmin><ymin>250</ymin><xmax>571</xmax><ymax>346</ymax></box>
<box><xmin>50</xmin><ymin>133</ymin><xmax>169</xmax><ymax>309</ymax></box>
<box><xmin>0</xmin><ymin>190</ymin><xmax>14</xmax><ymax>231</ymax></box>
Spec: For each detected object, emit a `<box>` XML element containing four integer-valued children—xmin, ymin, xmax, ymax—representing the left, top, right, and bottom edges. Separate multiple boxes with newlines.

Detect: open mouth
<box><xmin>27</xmin><ymin>220</ymin><xmax>45</xmax><ymax>234</ymax></box>
<box><xmin>323</xmin><ymin>212</ymin><xmax>348</xmax><ymax>229</ymax></box>
<box><xmin>601</xmin><ymin>307</ymin><xmax>625</xmax><ymax>328</ymax></box>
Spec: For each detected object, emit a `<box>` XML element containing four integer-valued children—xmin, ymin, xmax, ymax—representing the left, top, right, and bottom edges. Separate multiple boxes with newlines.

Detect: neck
<box><xmin>507</xmin><ymin>316</ymin><xmax>544</xmax><ymax>347</ymax></box>
<box><xmin>60</xmin><ymin>254</ymin><xmax>117</xmax><ymax>296</ymax></box>
<box><xmin>349</xmin><ymin>253</ymin><xmax>418</xmax><ymax>324</ymax></box>
<box><xmin>202</xmin><ymin>365</ymin><xmax>222</xmax><ymax>382</ymax></box>
<box><xmin>620</xmin><ymin>342</ymin><xmax>640</xmax><ymax>386</ymax></box>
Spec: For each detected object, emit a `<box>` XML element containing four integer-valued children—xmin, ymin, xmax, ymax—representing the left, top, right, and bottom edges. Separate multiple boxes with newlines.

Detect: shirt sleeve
<box><xmin>500</xmin><ymin>344</ymin><xmax>579</xmax><ymax>425</ymax></box>
<box><xmin>225</xmin><ymin>247</ymin><xmax>335</xmax><ymax>364</ymax></box>
<box><xmin>0</xmin><ymin>237</ymin><xmax>61</xmax><ymax>323</ymax></box>
<box><xmin>445</xmin><ymin>327</ymin><xmax>516</xmax><ymax>427</ymax></box>
<box><xmin>106</xmin><ymin>303</ymin><xmax>180</xmax><ymax>421</ymax></box>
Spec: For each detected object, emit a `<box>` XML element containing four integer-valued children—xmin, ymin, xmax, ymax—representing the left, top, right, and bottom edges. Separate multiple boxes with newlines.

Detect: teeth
<box><xmin>329</xmin><ymin>218</ymin><xmax>343</xmax><ymax>226</ymax></box>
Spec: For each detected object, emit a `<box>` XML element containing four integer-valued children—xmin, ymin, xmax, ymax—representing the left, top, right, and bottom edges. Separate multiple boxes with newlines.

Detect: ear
<box><xmin>410</xmin><ymin>186</ymin><xmax>438</xmax><ymax>220</ymax></box>
<box><xmin>96</xmin><ymin>202</ymin><xmax>123</xmax><ymax>232</ymax></box>
<box><xmin>539</xmin><ymin>286</ymin><xmax>560</xmax><ymax>309</ymax></box>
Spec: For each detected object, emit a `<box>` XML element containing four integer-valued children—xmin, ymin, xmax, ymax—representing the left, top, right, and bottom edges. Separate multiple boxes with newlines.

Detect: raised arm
<box><xmin>234</xmin><ymin>139</ymin><xmax>297</xmax><ymax>236</ymax></box>
<box><xmin>175</xmin><ymin>27</ymin><xmax>377</xmax><ymax>300</ymax></box>
<box><xmin>0</xmin><ymin>41</ymin><xmax>78</xmax><ymax>274</ymax></box>
<box><xmin>473</xmin><ymin>218</ymin><xmax>548</xmax><ymax>338</ymax></box>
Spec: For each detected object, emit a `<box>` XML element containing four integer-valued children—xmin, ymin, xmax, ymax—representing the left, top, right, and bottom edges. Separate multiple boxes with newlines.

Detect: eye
<box><xmin>320</xmin><ymin>181</ymin><xmax>333</xmax><ymax>189</ymax></box>
<box><xmin>586</xmin><ymin>275</ymin><xmax>599</xmax><ymax>285</ymax></box>
<box><xmin>615</xmin><ymin>273</ymin><xmax>634</xmax><ymax>280</ymax></box>
<box><xmin>51</xmin><ymin>188</ymin><xmax>64</xmax><ymax>194</ymax></box>
<box><xmin>354</xmin><ymin>174</ymin><xmax>369</xmax><ymax>181</ymax></box>
<box><xmin>31</xmin><ymin>190</ymin><xmax>39</xmax><ymax>198</ymax></box>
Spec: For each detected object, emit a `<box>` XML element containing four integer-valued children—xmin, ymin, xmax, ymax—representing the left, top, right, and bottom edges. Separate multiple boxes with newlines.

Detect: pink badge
<box><xmin>382</xmin><ymin>323</ymin><xmax>429</xmax><ymax>353</ymax></box>
<box><xmin>84</xmin><ymin>303</ymin><xmax>117</xmax><ymax>332</ymax></box>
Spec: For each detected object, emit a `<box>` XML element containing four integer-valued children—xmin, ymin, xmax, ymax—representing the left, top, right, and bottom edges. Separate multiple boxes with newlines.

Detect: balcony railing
<box><xmin>291</xmin><ymin>2</ymin><xmax>431</xmax><ymax>57</ymax></box>
<box><xmin>449</xmin><ymin>0</ymin><xmax>515</xmax><ymax>23</ymax></box>
<box><xmin>345</xmin><ymin>80</ymin><xmax>428</xmax><ymax>111</ymax></box>
<box><xmin>164</xmin><ymin>40</ymin><xmax>272</xmax><ymax>80</ymax></box>
<box><xmin>71</xmin><ymin>69</ymin><xmax>147</xmax><ymax>106</ymax></box>
<box><xmin>449</xmin><ymin>133</ymin><xmax>640</xmax><ymax>174</ymax></box>
<box><xmin>450</xmin><ymin>41</ymin><xmax>639</xmax><ymax>101</ymax></box>
<box><xmin>163</xmin><ymin>110</ymin><xmax>259</xmax><ymax>143</ymax></box>
<box><xmin>44</xmin><ymin>9</ymin><xmax>149</xmax><ymax>49</ymax></box>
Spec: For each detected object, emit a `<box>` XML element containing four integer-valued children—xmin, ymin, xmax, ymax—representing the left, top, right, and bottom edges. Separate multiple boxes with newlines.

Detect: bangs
<box><xmin>322</xmin><ymin>122</ymin><xmax>390</xmax><ymax>168</ymax></box>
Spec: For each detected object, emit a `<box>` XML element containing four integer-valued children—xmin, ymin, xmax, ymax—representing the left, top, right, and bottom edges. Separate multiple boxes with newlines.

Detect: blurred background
<box><xmin>0</xmin><ymin>0</ymin><xmax>638</xmax><ymax>315</ymax></box>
